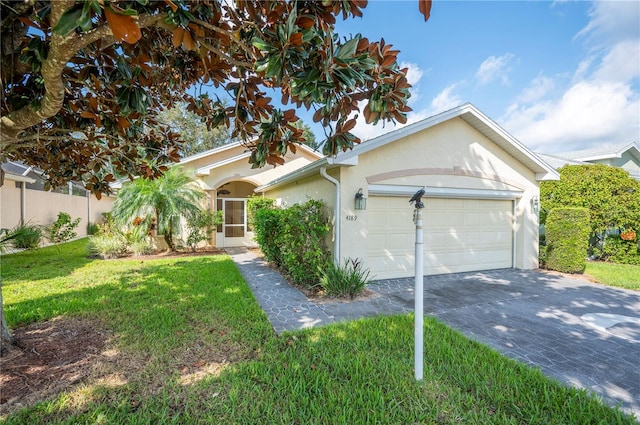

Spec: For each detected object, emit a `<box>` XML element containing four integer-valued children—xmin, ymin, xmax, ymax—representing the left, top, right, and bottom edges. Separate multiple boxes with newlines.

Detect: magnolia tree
<box><xmin>0</xmin><ymin>0</ymin><xmax>431</xmax><ymax>347</ymax></box>
<box><xmin>1</xmin><ymin>0</ymin><xmax>431</xmax><ymax>196</ymax></box>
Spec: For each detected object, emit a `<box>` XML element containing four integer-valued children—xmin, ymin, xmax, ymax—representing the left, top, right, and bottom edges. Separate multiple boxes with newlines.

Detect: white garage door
<box><xmin>367</xmin><ymin>197</ymin><xmax>513</xmax><ymax>279</ymax></box>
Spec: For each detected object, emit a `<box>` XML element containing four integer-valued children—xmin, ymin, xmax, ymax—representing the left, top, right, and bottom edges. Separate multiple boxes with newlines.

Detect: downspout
<box><xmin>320</xmin><ymin>166</ymin><xmax>340</xmax><ymax>264</ymax></box>
<box><xmin>512</xmin><ymin>200</ymin><xmax>517</xmax><ymax>268</ymax></box>
<box><xmin>20</xmin><ymin>182</ymin><xmax>26</xmax><ymax>225</ymax></box>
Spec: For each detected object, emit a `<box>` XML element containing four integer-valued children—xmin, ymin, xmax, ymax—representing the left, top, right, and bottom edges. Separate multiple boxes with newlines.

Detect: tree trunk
<box><xmin>164</xmin><ymin>222</ymin><xmax>175</xmax><ymax>251</ymax></box>
<box><xmin>0</xmin><ymin>279</ymin><xmax>16</xmax><ymax>353</ymax></box>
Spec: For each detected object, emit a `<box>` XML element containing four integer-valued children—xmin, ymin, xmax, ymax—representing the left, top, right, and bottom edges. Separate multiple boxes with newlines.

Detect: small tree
<box><xmin>44</xmin><ymin>212</ymin><xmax>81</xmax><ymax>244</ymax></box>
<box><xmin>185</xmin><ymin>210</ymin><xmax>223</xmax><ymax>251</ymax></box>
<box><xmin>112</xmin><ymin>167</ymin><xmax>206</xmax><ymax>251</ymax></box>
<box><xmin>545</xmin><ymin>207</ymin><xmax>591</xmax><ymax>273</ymax></box>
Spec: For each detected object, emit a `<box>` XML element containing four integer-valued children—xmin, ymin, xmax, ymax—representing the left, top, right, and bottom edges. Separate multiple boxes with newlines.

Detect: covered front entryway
<box><xmin>367</xmin><ymin>195</ymin><xmax>514</xmax><ymax>279</ymax></box>
<box><xmin>214</xmin><ymin>181</ymin><xmax>257</xmax><ymax>248</ymax></box>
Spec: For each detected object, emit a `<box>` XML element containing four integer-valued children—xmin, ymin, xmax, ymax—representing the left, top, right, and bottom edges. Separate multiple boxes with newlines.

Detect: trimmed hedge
<box><xmin>545</xmin><ymin>207</ymin><xmax>590</xmax><ymax>273</ymax></box>
<box><xmin>252</xmin><ymin>199</ymin><xmax>331</xmax><ymax>288</ymax></box>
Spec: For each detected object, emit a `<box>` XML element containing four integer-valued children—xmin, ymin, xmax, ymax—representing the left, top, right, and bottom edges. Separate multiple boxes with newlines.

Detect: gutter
<box><xmin>320</xmin><ymin>166</ymin><xmax>340</xmax><ymax>264</ymax></box>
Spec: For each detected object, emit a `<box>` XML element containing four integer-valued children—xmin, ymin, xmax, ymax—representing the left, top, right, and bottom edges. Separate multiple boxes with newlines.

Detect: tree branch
<box><xmin>0</xmin><ymin>6</ymin><xmax>167</xmax><ymax>147</ymax></box>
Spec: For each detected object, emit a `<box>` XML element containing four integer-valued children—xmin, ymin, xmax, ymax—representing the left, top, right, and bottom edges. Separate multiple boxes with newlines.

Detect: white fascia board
<box><xmin>180</xmin><ymin>141</ymin><xmax>243</xmax><ymax>165</ymax></box>
<box><xmin>195</xmin><ymin>152</ymin><xmax>251</xmax><ymax>176</ymax></box>
<box><xmin>4</xmin><ymin>174</ymin><xmax>36</xmax><ymax>184</ymax></box>
<box><xmin>368</xmin><ymin>184</ymin><xmax>523</xmax><ymax>200</ymax></box>
<box><xmin>578</xmin><ymin>143</ymin><xmax>640</xmax><ymax>162</ymax></box>
<box><xmin>254</xmin><ymin>155</ymin><xmax>358</xmax><ymax>193</ymax></box>
<box><xmin>255</xmin><ymin>158</ymin><xmax>329</xmax><ymax>192</ymax></box>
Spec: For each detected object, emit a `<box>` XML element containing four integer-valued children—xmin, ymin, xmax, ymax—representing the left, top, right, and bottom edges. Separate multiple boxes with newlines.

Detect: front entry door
<box><xmin>219</xmin><ymin>198</ymin><xmax>255</xmax><ymax>247</ymax></box>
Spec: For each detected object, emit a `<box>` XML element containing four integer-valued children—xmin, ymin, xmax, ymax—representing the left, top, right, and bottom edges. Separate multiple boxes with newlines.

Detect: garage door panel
<box><xmin>367</xmin><ymin>196</ymin><xmax>513</xmax><ymax>279</ymax></box>
<box><xmin>426</xmin><ymin>212</ymin><xmax>464</xmax><ymax>228</ymax></box>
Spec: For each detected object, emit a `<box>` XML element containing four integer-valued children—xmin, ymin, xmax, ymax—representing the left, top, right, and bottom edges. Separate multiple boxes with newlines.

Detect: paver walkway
<box><xmin>227</xmin><ymin>247</ymin><xmax>640</xmax><ymax>418</ymax></box>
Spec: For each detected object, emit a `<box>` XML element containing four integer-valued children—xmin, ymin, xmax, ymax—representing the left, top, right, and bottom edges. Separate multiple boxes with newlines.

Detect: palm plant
<box><xmin>111</xmin><ymin>167</ymin><xmax>206</xmax><ymax>251</ymax></box>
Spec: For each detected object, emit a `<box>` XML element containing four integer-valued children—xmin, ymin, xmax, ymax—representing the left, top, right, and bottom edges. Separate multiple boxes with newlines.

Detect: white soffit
<box><xmin>368</xmin><ymin>184</ymin><xmax>523</xmax><ymax>200</ymax></box>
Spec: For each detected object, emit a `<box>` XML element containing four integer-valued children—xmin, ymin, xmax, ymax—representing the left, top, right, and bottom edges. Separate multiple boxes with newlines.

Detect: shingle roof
<box><xmin>557</xmin><ymin>142</ymin><xmax>639</xmax><ymax>161</ymax></box>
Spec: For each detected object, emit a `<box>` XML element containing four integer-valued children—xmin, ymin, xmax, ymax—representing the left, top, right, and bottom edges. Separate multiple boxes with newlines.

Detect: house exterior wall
<box><xmin>262</xmin><ymin>117</ymin><xmax>541</xmax><ymax>274</ymax></box>
<box><xmin>1</xmin><ymin>179</ymin><xmax>114</xmax><ymax>237</ymax></box>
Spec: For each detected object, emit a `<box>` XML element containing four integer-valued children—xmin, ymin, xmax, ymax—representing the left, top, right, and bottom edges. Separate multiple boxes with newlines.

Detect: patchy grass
<box><xmin>585</xmin><ymin>262</ymin><xmax>640</xmax><ymax>291</ymax></box>
<box><xmin>1</xmin><ymin>240</ymin><xmax>636</xmax><ymax>424</ymax></box>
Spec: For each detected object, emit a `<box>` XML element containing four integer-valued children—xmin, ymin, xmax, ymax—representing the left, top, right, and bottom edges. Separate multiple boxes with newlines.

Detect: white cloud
<box><xmin>500</xmin><ymin>1</ymin><xmax>640</xmax><ymax>153</ymax></box>
<box><xmin>475</xmin><ymin>54</ymin><xmax>515</xmax><ymax>86</ymax></box>
<box><xmin>516</xmin><ymin>75</ymin><xmax>556</xmax><ymax>104</ymax></box>
<box><xmin>575</xmin><ymin>0</ymin><xmax>640</xmax><ymax>47</ymax></box>
<box><xmin>429</xmin><ymin>83</ymin><xmax>464</xmax><ymax>114</ymax></box>
<box><xmin>594</xmin><ymin>39</ymin><xmax>640</xmax><ymax>82</ymax></box>
<box><xmin>502</xmin><ymin>80</ymin><xmax>639</xmax><ymax>152</ymax></box>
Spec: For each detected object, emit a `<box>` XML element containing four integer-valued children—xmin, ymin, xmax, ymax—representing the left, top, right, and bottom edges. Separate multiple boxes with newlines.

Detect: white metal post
<box><xmin>414</xmin><ymin>207</ymin><xmax>424</xmax><ymax>381</ymax></box>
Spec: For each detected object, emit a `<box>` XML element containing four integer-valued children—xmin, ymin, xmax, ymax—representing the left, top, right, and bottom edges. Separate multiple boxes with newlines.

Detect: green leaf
<box><xmin>78</xmin><ymin>2</ymin><xmax>94</xmax><ymax>32</ymax></box>
<box><xmin>52</xmin><ymin>5</ymin><xmax>83</xmax><ymax>35</ymax></box>
<box><xmin>335</xmin><ymin>38</ymin><xmax>359</xmax><ymax>60</ymax></box>
<box><xmin>252</xmin><ymin>37</ymin><xmax>273</xmax><ymax>52</ymax></box>
<box><xmin>117</xmin><ymin>56</ymin><xmax>133</xmax><ymax>80</ymax></box>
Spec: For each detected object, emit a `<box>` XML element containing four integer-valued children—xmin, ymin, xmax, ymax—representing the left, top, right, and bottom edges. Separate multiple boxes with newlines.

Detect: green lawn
<box><xmin>585</xmin><ymin>262</ymin><xmax>640</xmax><ymax>291</ymax></box>
<box><xmin>1</xmin><ymin>240</ymin><xmax>636</xmax><ymax>424</ymax></box>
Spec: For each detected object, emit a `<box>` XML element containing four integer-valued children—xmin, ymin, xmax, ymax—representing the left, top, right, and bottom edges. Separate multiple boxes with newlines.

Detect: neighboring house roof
<box><xmin>256</xmin><ymin>103</ymin><xmax>560</xmax><ymax>192</ymax></box>
<box><xmin>1</xmin><ymin>161</ymin><xmax>37</xmax><ymax>184</ymax></box>
<box><xmin>556</xmin><ymin>142</ymin><xmax>640</xmax><ymax>162</ymax></box>
<box><xmin>540</xmin><ymin>142</ymin><xmax>640</xmax><ymax>181</ymax></box>
<box><xmin>534</xmin><ymin>153</ymin><xmax>588</xmax><ymax>170</ymax></box>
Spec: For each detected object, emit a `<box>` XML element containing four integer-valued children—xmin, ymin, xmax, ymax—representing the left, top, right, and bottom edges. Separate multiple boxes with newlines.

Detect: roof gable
<box><xmin>335</xmin><ymin>103</ymin><xmax>559</xmax><ymax>180</ymax></box>
<box><xmin>256</xmin><ymin>103</ymin><xmax>559</xmax><ymax>192</ymax></box>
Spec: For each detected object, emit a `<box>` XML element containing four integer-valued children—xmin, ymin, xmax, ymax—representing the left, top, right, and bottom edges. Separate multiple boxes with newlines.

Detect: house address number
<box><xmin>346</xmin><ymin>215</ymin><xmax>358</xmax><ymax>221</ymax></box>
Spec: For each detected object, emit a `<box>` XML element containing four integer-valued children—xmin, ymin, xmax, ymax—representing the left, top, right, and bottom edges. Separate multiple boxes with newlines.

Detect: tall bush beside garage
<box><xmin>545</xmin><ymin>207</ymin><xmax>591</xmax><ymax>273</ymax></box>
<box><xmin>252</xmin><ymin>199</ymin><xmax>331</xmax><ymax>288</ymax></box>
<box><xmin>279</xmin><ymin>200</ymin><xmax>331</xmax><ymax>288</ymax></box>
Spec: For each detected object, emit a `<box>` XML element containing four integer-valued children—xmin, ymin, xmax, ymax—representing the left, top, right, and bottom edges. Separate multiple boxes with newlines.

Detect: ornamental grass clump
<box><xmin>320</xmin><ymin>258</ymin><xmax>372</xmax><ymax>299</ymax></box>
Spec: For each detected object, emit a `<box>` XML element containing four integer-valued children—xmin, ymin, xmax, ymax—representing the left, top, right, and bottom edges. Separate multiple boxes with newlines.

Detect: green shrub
<box><xmin>129</xmin><ymin>239</ymin><xmax>157</xmax><ymax>257</ymax></box>
<box><xmin>86</xmin><ymin>222</ymin><xmax>100</xmax><ymax>235</ymax></box>
<box><xmin>545</xmin><ymin>207</ymin><xmax>590</xmax><ymax>273</ymax></box>
<box><xmin>600</xmin><ymin>234</ymin><xmax>640</xmax><ymax>265</ymax></box>
<box><xmin>184</xmin><ymin>210</ymin><xmax>222</xmax><ymax>251</ymax></box>
<box><xmin>254</xmin><ymin>208</ymin><xmax>284</xmax><ymax>265</ymax></box>
<box><xmin>320</xmin><ymin>258</ymin><xmax>372</xmax><ymax>298</ymax></box>
<box><xmin>247</xmin><ymin>196</ymin><xmax>274</xmax><ymax>230</ymax></box>
<box><xmin>253</xmin><ymin>199</ymin><xmax>331</xmax><ymax>289</ymax></box>
<box><xmin>8</xmin><ymin>223</ymin><xmax>42</xmax><ymax>249</ymax></box>
<box><xmin>89</xmin><ymin>233</ymin><xmax>128</xmax><ymax>259</ymax></box>
<box><xmin>44</xmin><ymin>212</ymin><xmax>80</xmax><ymax>243</ymax></box>
<box><xmin>279</xmin><ymin>200</ymin><xmax>331</xmax><ymax>288</ymax></box>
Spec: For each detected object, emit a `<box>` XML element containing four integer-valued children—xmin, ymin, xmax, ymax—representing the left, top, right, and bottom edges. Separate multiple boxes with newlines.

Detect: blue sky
<box><xmin>297</xmin><ymin>0</ymin><xmax>640</xmax><ymax>154</ymax></box>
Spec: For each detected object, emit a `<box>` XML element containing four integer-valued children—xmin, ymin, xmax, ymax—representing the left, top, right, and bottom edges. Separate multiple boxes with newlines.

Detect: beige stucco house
<box><xmin>185</xmin><ymin>103</ymin><xmax>559</xmax><ymax>280</ymax></box>
<box><xmin>179</xmin><ymin>141</ymin><xmax>322</xmax><ymax>248</ymax></box>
